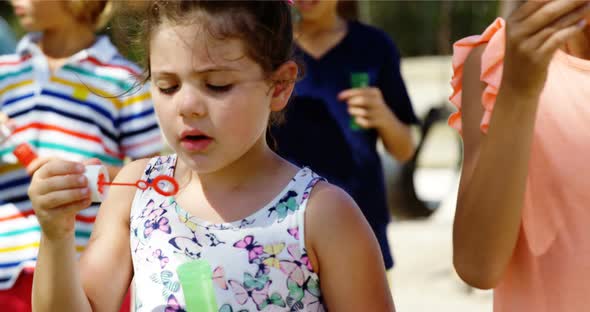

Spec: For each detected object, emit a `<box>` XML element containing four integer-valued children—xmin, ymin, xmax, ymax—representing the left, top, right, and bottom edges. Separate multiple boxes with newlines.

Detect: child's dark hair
<box><xmin>121</xmin><ymin>0</ymin><xmax>300</xmax><ymax>127</ymax></box>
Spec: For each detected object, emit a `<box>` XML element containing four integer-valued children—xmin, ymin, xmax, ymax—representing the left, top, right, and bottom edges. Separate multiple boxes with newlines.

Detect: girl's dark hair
<box><xmin>119</xmin><ymin>0</ymin><xmax>300</xmax><ymax>127</ymax></box>
<box><xmin>146</xmin><ymin>1</ymin><xmax>294</xmax><ymax>75</ymax></box>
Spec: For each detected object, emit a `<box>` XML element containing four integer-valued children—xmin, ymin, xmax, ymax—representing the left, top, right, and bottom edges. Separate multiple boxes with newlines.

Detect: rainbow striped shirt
<box><xmin>0</xmin><ymin>33</ymin><xmax>162</xmax><ymax>289</ymax></box>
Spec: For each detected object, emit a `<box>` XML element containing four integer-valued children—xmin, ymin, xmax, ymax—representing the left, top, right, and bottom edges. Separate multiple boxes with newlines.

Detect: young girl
<box><xmin>28</xmin><ymin>1</ymin><xmax>395</xmax><ymax>311</ymax></box>
<box><xmin>450</xmin><ymin>0</ymin><xmax>590</xmax><ymax>310</ymax></box>
<box><xmin>271</xmin><ymin>0</ymin><xmax>418</xmax><ymax>273</ymax></box>
<box><xmin>0</xmin><ymin>1</ymin><xmax>161</xmax><ymax>311</ymax></box>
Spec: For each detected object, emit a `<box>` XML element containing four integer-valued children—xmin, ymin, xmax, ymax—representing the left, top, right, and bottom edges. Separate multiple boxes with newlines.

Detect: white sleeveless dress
<box><xmin>129</xmin><ymin>155</ymin><xmax>327</xmax><ymax>312</ymax></box>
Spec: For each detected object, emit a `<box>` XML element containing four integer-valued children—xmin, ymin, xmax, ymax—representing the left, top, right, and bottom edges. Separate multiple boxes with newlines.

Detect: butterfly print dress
<box><xmin>130</xmin><ymin>155</ymin><xmax>327</xmax><ymax>312</ymax></box>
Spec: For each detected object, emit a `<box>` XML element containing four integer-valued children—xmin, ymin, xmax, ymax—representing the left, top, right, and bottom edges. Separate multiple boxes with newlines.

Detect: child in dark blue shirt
<box><xmin>272</xmin><ymin>0</ymin><xmax>418</xmax><ymax>271</ymax></box>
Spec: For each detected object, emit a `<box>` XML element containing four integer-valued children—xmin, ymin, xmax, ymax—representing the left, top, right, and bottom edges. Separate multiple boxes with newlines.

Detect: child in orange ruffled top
<box><xmin>450</xmin><ymin>1</ymin><xmax>590</xmax><ymax>311</ymax></box>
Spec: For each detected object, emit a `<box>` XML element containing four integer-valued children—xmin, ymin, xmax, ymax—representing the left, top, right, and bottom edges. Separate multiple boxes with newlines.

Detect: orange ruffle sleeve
<box><xmin>448</xmin><ymin>18</ymin><xmax>505</xmax><ymax>134</ymax></box>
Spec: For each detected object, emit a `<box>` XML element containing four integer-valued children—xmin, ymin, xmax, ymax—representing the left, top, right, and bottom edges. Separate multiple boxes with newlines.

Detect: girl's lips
<box><xmin>180</xmin><ymin>137</ymin><xmax>213</xmax><ymax>152</ymax></box>
<box><xmin>180</xmin><ymin>128</ymin><xmax>209</xmax><ymax>139</ymax></box>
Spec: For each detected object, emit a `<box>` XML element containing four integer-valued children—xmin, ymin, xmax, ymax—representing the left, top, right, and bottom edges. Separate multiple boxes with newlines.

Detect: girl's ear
<box><xmin>270</xmin><ymin>61</ymin><xmax>298</xmax><ymax>112</ymax></box>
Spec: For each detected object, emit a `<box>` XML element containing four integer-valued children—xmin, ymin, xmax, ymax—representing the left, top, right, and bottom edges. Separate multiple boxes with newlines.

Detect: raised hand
<box><xmin>502</xmin><ymin>0</ymin><xmax>590</xmax><ymax>97</ymax></box>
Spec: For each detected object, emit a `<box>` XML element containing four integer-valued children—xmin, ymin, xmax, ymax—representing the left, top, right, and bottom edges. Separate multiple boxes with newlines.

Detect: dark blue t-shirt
<box><xmin>271</xmin><ymin>21</ymin><xmax>418</xmax><ymax>228</ymax></box>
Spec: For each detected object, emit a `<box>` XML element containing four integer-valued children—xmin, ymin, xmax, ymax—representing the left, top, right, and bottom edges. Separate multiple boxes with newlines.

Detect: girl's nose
<box><xmin>177</xmin><ymin>85</ymin><xmax>206</xmax><ymax>118</ymax></box>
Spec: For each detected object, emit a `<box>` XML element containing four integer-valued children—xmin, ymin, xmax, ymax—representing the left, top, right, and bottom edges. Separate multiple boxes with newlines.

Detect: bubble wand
<box><xmin>82</xmin><ymin>166</ymin><xmax>179</xmax><ymax>202</ymax></box>
<box><xmin>97</xmin><ymin>173</ymin><xmax>179</xmax><ymax>198</ymax></box>
<box><xmin>1</xmin><ymin>122</ymin><xmax>180</xmax><ymax>201</ymax></box>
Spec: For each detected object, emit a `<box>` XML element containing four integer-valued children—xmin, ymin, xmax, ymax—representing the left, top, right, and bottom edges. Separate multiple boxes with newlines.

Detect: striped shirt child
<box><xmin>0</xmin><ymin>33</ymin><xmax>162</xmax><ymax>290</ymax></box>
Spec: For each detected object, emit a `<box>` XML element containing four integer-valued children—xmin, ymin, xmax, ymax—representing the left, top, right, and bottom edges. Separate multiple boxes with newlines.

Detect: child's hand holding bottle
<box><xmin>28</xmin><ymin>160</ymin><xmax>92</xmax><ymax>240</ymax></box>
<box><xmin>338</xmin><ymin>73</ymin><xmax>398</xmax><ymax>132</ymax></box>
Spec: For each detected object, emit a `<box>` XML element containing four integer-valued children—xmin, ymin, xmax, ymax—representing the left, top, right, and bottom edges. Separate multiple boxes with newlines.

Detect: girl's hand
<box><xmin>26</xmin><ymin>157</ymin><xmax>57</xmax><ymax>176</ymax></box>
<box><xmin>26</xmin><ymin>156</ymin><xmax>99</xmax><ymax>177</ymax></box>
<box><xmin>338</xmin><ymin>87</ymin><xmax>396</xmax><ymax>130</ymax></box>
<box><xmin>502</xmin><ymin>0</ymin><xmax>590</xmax><ymax>97</ymax></box>
<box><xmin>82</xmin><ymin>158</ymin><xmax>102</xmax><ymax>166</ymax></box>
<box><xmin>28</xmin><ymin>160</ymin><xmax>92</xmax><ymax>241</ymax></box>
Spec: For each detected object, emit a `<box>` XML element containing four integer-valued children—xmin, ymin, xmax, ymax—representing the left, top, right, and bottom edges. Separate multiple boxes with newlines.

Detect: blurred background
<box><xmin>0</xmin><ymin>1</ymin><xmax>523</xmax><ymax>311</ymax></box>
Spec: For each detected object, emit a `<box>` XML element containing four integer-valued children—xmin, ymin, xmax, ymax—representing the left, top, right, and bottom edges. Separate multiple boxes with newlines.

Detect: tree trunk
<box><xmin>437</xmin><ymin>0</ymin><xmax>452</xmax><ymax>55</ymax></box>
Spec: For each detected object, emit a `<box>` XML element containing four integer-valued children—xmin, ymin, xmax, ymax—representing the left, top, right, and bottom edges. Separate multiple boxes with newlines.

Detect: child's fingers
<box><xmin>346</xmin><ymin>95</ymin><xmax>370</xmax><ymax>108</ymax></box>
<box><xmin>346</xmin><ymin>92</ymin><xmax>381</xmax><ymax>108</ymax></box>
<box><xmin>348</xmin><ymin>107</ymin><xmax>369</xmax><ymax>118</ymax></box>
<box><xmin>539</xmin><ymin>20</ymin><xmax>587</xmax><ymax>55</ymax></box>
<box><xmin>36</xmin><ymin>160</ymin><xmax>85</xmax><ymax>179</ymax></box>
<box><xmin>37</xmin><ymin>188</ymin><xmax>90</xmax><ymax>210</ymax></box>
<box><xmin>82</xmin><ymin>158</ymin><xmax>102</xmax><ymax>166</ymax></box>
<box><xmin>26</xmin><ymin>157</ymin><xmax>53</xmax><ymax>177</ymax></box>
<box><xmin>526</xmin><ymin>12</ymin><xmax>588</xmax><ymax>52</ymax></box>
<box><xmin>548</xmin><ymin>2</ymin><xmax>590</xmax><ymax>31</ymax></box>
<box><xmin>35</xmin><ymin>174</ymin><xmax>88</xmax><ymax>196</ymax></box>
<box><xmin>58</xmin><ymin>198</ymin><xmax>94</xmax><ymax>215</ymax></box>
<box><xmin>531</xmin><ymin>1</ymin><xmax>589</xmax><ymax>29</ymax></box>
<box><xmin>352</xmin><ymin>116</ymin><xmax>371</xmax><ymax>129</ymax></box>
<box><xmin>510</xmin><ymin>0</ymin><xmax>546</xmax><ymax>22</ymax></box>
<box><xmin>338</xmin><ymin>88</ymin><xmax>365</xmax><ymax>101</ymax></box>
<box><xmin>515</xmin><ymin>0</ymin><xmax>587</xmax><ymax>38</ymax></box>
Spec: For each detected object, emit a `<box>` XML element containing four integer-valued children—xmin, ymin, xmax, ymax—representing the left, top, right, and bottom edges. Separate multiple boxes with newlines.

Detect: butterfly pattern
<box><xmin>130</xmin><ymin>155</ymin><xmax>326</xmax><ymax>312</ymax></box>
<box><xmin>267</xmin><ymin>190</ymin><xmax>299</xmax><ymax>222</ymax></box>
<box><xmin>287</xmin><ymin>228</ymin><xmax>299</xmax><ymax>241</ymax></box>
<box><xmin>164</xmin><ymin>294</ymin><xmax>186</xmax><ymax>312</ymax></box>
<box><xmin>153</xmin><ymin>249</ymin><xmax>170</xmax><ymax>269</ymax></box>
<box><xmin>233</xmin><ymin>235</ymin><xmax>264</xmax><ymax>263</ymax></box>
<box><xmin>213</xmin><ymin>266</ymin><xmax>228</xmax><ymax>290</ymax></box>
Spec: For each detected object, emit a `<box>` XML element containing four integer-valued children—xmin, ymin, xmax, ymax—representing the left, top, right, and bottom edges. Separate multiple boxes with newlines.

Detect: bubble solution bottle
<box><xmin>177</xmin><ymin>260</ymin><xmax>219</xmax><ymax>312</ymax></box>
<box><xmin>349</xmin><ymin>72</ymin><xmax>370</xmax><ymax>131</ymax></box>
<box><xmin>0</xmin><ymin>123</ymin><xmax>37</xmax><ymax>167</ymax></box>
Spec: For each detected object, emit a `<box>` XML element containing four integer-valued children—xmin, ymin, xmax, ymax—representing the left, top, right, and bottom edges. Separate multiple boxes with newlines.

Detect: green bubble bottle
<box><xmin>349</xmin><ymin>72</ymin><xmax>369</xmax><ymax>131</ymax></box>
<box><xmin>177</xmin><ymin>260</ymin><xmax>219</xmax><ymax>312</ymax></box>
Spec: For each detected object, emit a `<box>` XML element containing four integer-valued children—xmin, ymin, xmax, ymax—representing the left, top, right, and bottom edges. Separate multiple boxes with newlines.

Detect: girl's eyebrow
<box><xmin>152</xmin><ymin>65</ymin><xmax>240</xmax><ymax>76</ymax></box>
<box><xmin>194</xmin><ymin>65</ymin><xmax>240</xmax><ymax>73</ymax></box>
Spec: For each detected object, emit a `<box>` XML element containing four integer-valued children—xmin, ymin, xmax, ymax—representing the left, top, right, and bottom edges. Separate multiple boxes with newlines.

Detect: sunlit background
<box><xmin>0</xmin><ymin>1</ymin><xmax>525</xmax><ymax>310</ymax></box>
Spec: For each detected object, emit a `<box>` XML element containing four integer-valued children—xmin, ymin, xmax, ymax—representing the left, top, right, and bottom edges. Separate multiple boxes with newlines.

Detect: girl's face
<box><xmin>11</xmin><ymin>0</ymin><xmax>76</xmax><ymax>32</ymax></box>
<box><xmin>150</xmin><ymin>21</ymin><xmax>291</xmax><ymax>173</ymax></box>
<box><xmin>295</xmin><ymin>0</ymin><xmax>339</xmax><ymax>22</ymax></box>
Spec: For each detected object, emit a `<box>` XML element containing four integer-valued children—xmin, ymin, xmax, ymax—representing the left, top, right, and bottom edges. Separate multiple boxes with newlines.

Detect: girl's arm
<box><xmin>31</xmin><ymin>159</ymin><xmax>149</xmax><ymax>311</ymax></box>
<box><xmin>453</xmin><ymin>0</ymin><xmax>589</xmax><ymax>289</ymax></box>
<box><xmin>375</xmin><ymin>111</ymin><xmax>414</xmax><ymax>163</ymax></box>
<box><xmin>306</xmin><ymin>182</ymin><xmax>395</xmax><ymax>312</ymax></box>
<box><xmin>452</xmin><ymin>44</ymin><xmax>535</xmax><ymax>290</ymax></box>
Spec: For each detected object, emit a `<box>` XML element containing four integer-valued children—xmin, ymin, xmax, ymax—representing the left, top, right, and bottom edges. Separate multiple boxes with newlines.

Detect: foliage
<box><xmin>364</xmin><ymin>1</ymin><xmax>499</xmax><ymax>56</ymax></box>
<box><xmin>0</xmin><ymin>0</ymin><xmax>500</xmax><ymax>58</ymax></box>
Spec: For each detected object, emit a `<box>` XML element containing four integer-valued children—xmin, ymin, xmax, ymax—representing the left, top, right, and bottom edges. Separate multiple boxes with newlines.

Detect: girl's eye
<box><xmin>206</xmin><ymin>84</ymin><xmax>233</xmax><ymax>92</ymax></box>
<box><xmin>158</xmin><ymin>85</ymin><xmax>179</xmax><ymax>95</ymax></box>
